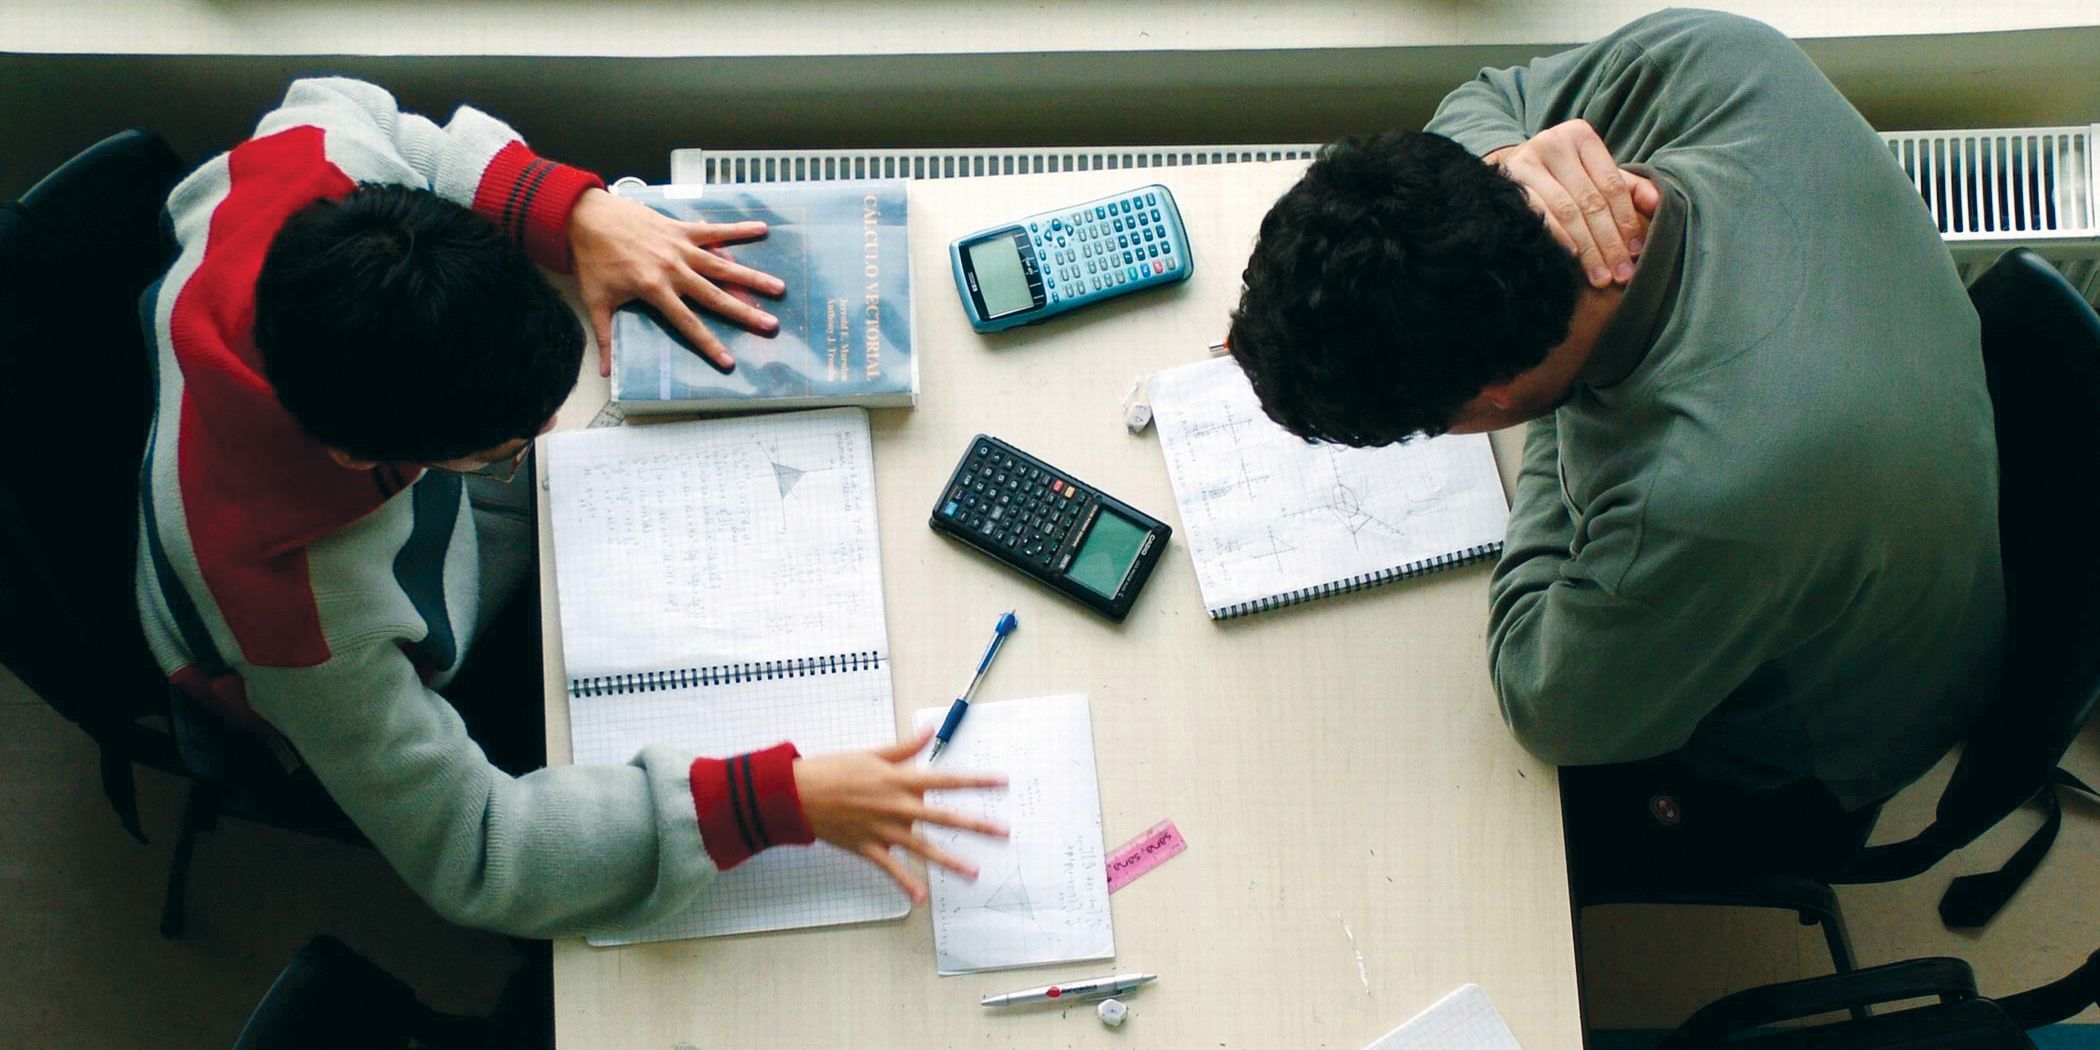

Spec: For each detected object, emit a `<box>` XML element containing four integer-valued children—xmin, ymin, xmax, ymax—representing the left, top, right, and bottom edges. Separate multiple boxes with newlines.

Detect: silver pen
<box><xmin>981</xmin><ymin>972</ymin><xmax>1157</xmax><ymax>1007</ymax></box>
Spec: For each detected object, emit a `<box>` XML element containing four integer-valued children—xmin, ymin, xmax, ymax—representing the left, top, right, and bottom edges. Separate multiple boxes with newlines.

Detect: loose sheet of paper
<box><xmin>1148</xmin><ymin>356</ymin><xmax>1508</xmax><ymax>617</ymax></box>
<box><xmin>1363</xmin><ymin>984</ymin><xmax>1524</xmax><ymax>1050</ymax></box>
<box><xmin>915</xmin><ymin>694</ymin><xmax>1114</xmax><ymax>975</ymax></box>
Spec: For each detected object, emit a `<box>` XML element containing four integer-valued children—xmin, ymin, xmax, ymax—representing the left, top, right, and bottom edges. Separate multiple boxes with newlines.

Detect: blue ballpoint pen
<box><xmin>929</xmin><ymin>610</ymin><xmax>1018</xmax><ymax>761</ymax></box>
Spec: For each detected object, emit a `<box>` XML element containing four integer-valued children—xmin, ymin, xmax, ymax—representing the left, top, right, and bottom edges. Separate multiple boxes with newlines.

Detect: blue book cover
<box><xmin>610</xmin><ymin>179</ymin><xmax>916</xmax><ymax>412</ymax></box>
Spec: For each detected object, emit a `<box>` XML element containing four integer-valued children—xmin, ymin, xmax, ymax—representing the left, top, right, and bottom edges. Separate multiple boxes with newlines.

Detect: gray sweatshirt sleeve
<box><xmin>244</xmin><ymin>643</ymin><xmax>720</xmax><ymax>937</ymax></box>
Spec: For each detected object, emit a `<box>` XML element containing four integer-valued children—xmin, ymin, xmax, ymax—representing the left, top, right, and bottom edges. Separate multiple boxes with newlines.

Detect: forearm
<box><xmin>253</xmin><ymin>76</ymin><xmax>602</xmax><ymax>271</ymax></box>
<box><xmin>247</xmin><ymin>646</ymin><xmax>728</xmax><ymax>937</ymax></box>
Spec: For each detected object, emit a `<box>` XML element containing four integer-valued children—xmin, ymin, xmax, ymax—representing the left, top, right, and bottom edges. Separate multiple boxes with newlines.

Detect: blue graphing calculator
<box><xmin>950</xmin><ymin>184</ymin><xmax>1192</xmax><ymax>332</ymax></box>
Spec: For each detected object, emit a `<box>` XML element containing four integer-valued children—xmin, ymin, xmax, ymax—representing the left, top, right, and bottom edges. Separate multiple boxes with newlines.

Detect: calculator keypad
<box><xmin>1023</xmin><ymin>188</ymin><xmax>1181</xmax><ymax>306</ymax></box>
<box><xmin>939</xmin><ymin>442</ymin><xmax>1088</xmax><ymax>567</ymax></box>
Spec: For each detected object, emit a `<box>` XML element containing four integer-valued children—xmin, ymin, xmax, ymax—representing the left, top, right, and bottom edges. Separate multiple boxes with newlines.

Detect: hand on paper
<box><xmin>795</xmin><ymin>726</ymin><xmax>1009</xmax><ymax>903</ymax></box>
<box><xmin>565</xmin><ymin>187</ymin><xmax>786</xmax><ymax>377</ymax></box>
<box><xmin>1484</xmin><ymin>119</ymin><xmax>1659</xmax><ymax>289</ymax></box>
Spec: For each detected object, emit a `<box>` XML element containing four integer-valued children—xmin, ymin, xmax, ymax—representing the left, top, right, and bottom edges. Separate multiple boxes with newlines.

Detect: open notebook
<box><xmin>1148</xmin><ymin>356</ymin><xmax>1509</xmax><ymax>619</ymax></box>
<box><xmin>543</xmin><ymin>407</ymin><xmax>908</xmax><ymax>944</ymax></box>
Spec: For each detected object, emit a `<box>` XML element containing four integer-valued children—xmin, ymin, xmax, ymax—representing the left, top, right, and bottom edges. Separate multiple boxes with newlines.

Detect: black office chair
<box><xmin>0</xmin><ymin>129</ymin><xmax>366</xmax><ymax>939</ymax></box>
<box><xmin>1656</xmin><ymin>951</ymin><xmax>2100</xmax><ymax>1050</ymax></box>
<box><xmin>231</xmin><ymin>936</ymin><xmax>496</xmax><ymax>1050</ymax></box>
<box><xmin>1578</xmin><ymin>248</ymin><xmax>2100</xmax><ymax>1003</ymax></box>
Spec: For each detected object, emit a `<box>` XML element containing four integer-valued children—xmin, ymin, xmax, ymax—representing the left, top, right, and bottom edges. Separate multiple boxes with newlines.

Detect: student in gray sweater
<box><xmin>1227</xmin><ymin>10</ymin><xmax>2002</xmax><ymax>877</ymax></box>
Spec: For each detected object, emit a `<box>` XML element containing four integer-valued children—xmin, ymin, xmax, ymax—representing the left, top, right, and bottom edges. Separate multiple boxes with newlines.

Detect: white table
<box><xmin>537</xmin><ymin>160</ymin><xmax>1581</xmax><ymax>1049</ymax></box>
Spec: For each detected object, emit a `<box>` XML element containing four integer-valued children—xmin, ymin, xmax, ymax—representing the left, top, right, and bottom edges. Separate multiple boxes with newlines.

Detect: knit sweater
<box><xmin>133</xmin><ymin>77</ymin><xmax>809</xmax><ymax>936</ymax></box>
<box><xmin>1426</xmin><ymin>10</ymin><xmax>2004</xmax><ymax>806</ymax></box>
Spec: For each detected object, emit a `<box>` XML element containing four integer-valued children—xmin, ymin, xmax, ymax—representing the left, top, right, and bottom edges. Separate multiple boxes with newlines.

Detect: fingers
<box><xmin>1627</xmin><ymin>172</ymin><xmax>1661</xmax><ymax>217</ymax></box>
<box><xmin>686</xmin><ymin>242</ymin><xmax>785</xmax><ymax>297</ymax></box>
<box><xmin>1571</xmin><ymin>130</ymin><xmax>1644</xmax><ymax>282</ymax></box>
<box><xmin>588</xmin><ymin>305</ymin><xmax>614</xmax><ymax>378</ymax></box>
<box><xmin>907</xmin><ymin>802</ymin><xmax>1008</xmax><ymax>838</ymax></box>
<box><xmin>1534</xmin><ymin>130</ymin><xmax>1629</xmax><ymax>287</ymax></box>
<box><xmin>857</xmin><ymin>842</ymin><xmax>926</xmax><ymax>903</ymax></box>
<box><xmin>877</xmin><ymin>725</ymin><xmax>935</xmax><ymax>763</ymax></box>
<box><xmin>912</xmin><ymin>770</ymin><xmax>1009</xmax><ymax>793</ymax></box>
<box><xmin>647</xmin><ymin>283</ymin><xmax>738</xmax><ymax>371</ymax></box>
<box><xmin>1522</xmin><ymin>186</ymin><xmax>1580</xmax><ymax>260</ymax></box>
<box><xmin>685</xmin><ymin>219</ymin><xmax>769</xmax><ymax>246</ymax></box>
<box><xmin>887</xmin><ymin>828</ymin><xmax>979</xmax><ymax>881</ymax></box>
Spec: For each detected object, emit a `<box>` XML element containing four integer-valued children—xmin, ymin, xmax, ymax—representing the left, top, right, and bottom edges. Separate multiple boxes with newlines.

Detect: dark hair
<box><xmin>1228</xmin><ymin>131</ymin><xmax>1581</xmax><ymax>446</ymax></box>
<box><xmin>254</xmin><ymin>184</ymin><xmax>582</xmax><ymax>463</ymax></box>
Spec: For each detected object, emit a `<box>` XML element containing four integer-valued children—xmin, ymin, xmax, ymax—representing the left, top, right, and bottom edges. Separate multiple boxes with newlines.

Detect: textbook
<box><xmin>609</xmin><ymin>178</ymin><xmax>918</xmax><ymax>413</ymax></box>
<box><xmin>1147</xmin><ymin>356</ymin><xmax>1509</xmax><ymax>619</ymax></box>
<box><xmin>543</xmin><ymin>408</ymin><xmax>908</xmax><ymax>943</ymax></box>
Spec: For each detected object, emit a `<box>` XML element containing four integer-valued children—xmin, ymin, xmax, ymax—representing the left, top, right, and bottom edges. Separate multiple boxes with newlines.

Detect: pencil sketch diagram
<box><xmin>1283</xmin><ymin>446</ymin><xmax>1416</xmax><ymax>550</ymax></box>
<box><xmin>757</xmin><ymin>440</ymin><xmax>832</xmax><ymax>500</ymax></box>
<box><xmin>965</xmin><ymin>869</ymin><xmax>1040</xmax><ymax>926</ymax></box>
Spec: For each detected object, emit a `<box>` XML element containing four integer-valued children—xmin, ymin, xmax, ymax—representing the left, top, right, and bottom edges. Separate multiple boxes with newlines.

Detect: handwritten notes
<box><xmin>1106</xmin><ymin>819</ymin><xmax>1187</xmax><ymax>893</ymax></box>
<box><xmin>916</xmin><ymin>694</ymin><xmax>1114</xmax><ymax>975</ymax></box>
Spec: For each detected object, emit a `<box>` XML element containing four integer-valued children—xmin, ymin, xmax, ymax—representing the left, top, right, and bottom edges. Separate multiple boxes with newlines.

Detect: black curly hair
<box><xmin>255</xmin><ymin>184</ymin><xmax>583</xmax><ymax>464</ymax></box>
<box><xmin>1228</xmin><ymin>131</ymin><xmax>1581</xmax><ymax>446</ymax></box>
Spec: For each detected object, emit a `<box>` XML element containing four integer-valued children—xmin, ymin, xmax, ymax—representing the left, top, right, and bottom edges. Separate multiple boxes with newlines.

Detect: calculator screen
<box><xmin>964</xmin><ymin>234</ymin><xmax>1038</xmax><ymax>319</ymax></box>
<box><xmin>1066</xmin><ymin>509</ymin><xmax>1150</xmax><ymax>598</ymax></box>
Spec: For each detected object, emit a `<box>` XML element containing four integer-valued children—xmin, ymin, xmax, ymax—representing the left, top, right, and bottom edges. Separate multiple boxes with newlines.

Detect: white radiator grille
<box><xmin>1879</xmin><ymin>125</ymin><xmax>2100</xmax><ymax>298</ymax></box>
<box><xmin>1882</xmin><ymin>126</ymin><xmax>2095</xmax><ymax>240</ymax></box>
<box><xmin>680</xmin><ymin>130</ymin><xmax>2100</xmax><ymax>302</ymax></box>
<box><xmin>673</xmin><ymin>144</ymin><xmax>1322</xmax><ymax>186</ymax></box>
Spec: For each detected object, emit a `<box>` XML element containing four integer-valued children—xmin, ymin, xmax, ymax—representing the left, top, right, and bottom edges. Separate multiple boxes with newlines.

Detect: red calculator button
<box><xmin>1050</xmin><ymin>479</ymin><xmax>1065</xmax><ymax>493</ymax></box>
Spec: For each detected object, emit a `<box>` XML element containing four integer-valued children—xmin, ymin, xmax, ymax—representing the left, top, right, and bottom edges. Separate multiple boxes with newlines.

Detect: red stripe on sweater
<box><xmin>471</xmin><ymin>141</ymin><xmax>603</xmax><ymax>274</ymax></box>
<box><xmin>171</xmin><ymin>126</ymin><xmax>383</xmax><ymax>669</ymax></box>
<box><xmin>688</xmin><ymin>742</ymin><xmax>812</xmax><ymax>870</ymax></box>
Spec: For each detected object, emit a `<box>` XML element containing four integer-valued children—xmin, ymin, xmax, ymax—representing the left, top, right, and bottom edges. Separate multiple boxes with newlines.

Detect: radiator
<box><xmin>675</xmin><ymin>125</ymin><xmax>2100</xmax><ymax>303</ymax></box>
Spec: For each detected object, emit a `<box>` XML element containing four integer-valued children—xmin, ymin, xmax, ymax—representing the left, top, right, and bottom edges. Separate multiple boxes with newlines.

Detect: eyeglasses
<box><xmin>424</xmin><ymin>443</ymin><xmax>530</xmax><ymax>485</ymax></box>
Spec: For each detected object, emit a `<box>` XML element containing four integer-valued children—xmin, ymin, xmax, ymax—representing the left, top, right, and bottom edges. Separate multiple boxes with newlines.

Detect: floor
<box><xmin>3</xmin><ymin>657</ymin><xmax>2094</xmax><ymax>1046</ymax></box>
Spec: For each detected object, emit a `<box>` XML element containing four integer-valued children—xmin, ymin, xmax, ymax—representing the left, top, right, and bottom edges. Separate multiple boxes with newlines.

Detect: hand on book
<box><xmin>567</xmin><ymin>188</ymin><xmax>787</xmax><ymax>377</ymax></box>
<box><xmin>1484</xmin><ymin>119</ymin><xmax>1659</xmax><ymax>289</ymax></box>
<box><xmin>795</xmin><ymin>726</ymin><xmax>1009</xmax><ymax>903</ymax></box>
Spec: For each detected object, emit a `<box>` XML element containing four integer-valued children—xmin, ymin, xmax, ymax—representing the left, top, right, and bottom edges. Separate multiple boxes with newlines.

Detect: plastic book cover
<box><xmin>610</xmin><ymin>179</ymin><xmax>916</xmax><ymax>412</ymax></box>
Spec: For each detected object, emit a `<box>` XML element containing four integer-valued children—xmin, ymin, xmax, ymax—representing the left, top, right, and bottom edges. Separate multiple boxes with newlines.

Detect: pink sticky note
<box><xmin>1106</xmin><ymin>819</ymin><xmax>1188</xmax><ymax>893</ymax></box>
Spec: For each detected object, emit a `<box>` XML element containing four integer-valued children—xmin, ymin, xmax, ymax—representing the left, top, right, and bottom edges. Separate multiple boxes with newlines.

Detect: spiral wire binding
<box><xmin>570</xmin><ymin>651</ymin><xmax>885</xmax><ymax>697</ymax></box>
<box><xmin>1213</xmin><ymin>542</ymin><xmax>1504</xmax><ymax>620</ymax></box>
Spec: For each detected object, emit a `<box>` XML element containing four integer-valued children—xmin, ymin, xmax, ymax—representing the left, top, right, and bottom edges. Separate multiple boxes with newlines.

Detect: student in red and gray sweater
<box><xmin>135</xmin><ymin>77</ymin><xmax>1001</xmax><ymax>936</ymax></box>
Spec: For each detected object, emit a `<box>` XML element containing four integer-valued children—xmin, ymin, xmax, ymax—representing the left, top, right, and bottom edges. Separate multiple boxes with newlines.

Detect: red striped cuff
<box><xmin>469</xmin><ymin>141</ymin><xmax>605</xmax><ymax>274</ymax></box>
<box><xmin>689</xmin><ymin>742</ymin><xmax>815</xmax><ymax>871</ymax></box>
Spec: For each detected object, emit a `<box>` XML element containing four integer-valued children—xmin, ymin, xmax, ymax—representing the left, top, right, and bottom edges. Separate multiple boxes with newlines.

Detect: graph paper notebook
<box><xmin>1363</xmin><ymin>984</ymin><xmax>1524</xmax><ymax>1050</ymax></box>
<box><xmin>1148</xmin><ymin>356</ymin><xmax>1509</xmax><ymax>620</ymax></box>
<box><xmin>543</xmin><ymin>407</ymin><xmax>908</xmax><ymax>944</ymax></box>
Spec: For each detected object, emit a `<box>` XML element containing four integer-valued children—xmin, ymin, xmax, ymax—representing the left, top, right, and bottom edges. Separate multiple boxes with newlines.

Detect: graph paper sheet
<box><xmin>1363</xmin><ymin>984</ymin><xmax>1524</xmax><ymax>1050</ymax></box>
<box><xmin>1148</xmin><ymin>356</ymin><xmax>1508</xmax><ymax>618</ymax></box>
<box><xmin>914</xmin><ymin>695</ymin><xmax>1114</xmax><ymax>975</ymax></box>
<box><xmin>543</xmin><ymin>409</ymin><xmax>908</xmax><ymax>943</ymax></box>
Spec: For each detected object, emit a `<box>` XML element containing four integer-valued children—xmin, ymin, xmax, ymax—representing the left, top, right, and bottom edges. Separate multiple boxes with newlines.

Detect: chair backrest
<box><xmin>1661</xmin><ymin>958</ymin><xmax>2036</xmax><ymax>1050</ymax></box>
<box><xmin>1938</xmin><ymin>248</ymin><xmax>2100</xmax><ymax>834</ymax></box>
<box><xmin>0</xmin><ymin>130</ymin><xmax>184</xmax><ymax>732</ymax></box>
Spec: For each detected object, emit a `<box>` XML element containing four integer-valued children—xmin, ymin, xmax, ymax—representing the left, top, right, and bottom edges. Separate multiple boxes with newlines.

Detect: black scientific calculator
<box><xmin>930</xmin><ymin>436</ymin><xmax>1171</xmax><ymax>621</ymax></box>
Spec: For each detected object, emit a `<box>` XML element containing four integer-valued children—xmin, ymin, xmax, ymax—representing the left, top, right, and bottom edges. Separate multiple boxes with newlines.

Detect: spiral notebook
<box><xmin>1148</xmin><ymin>356</ymin><xmax>1508</xmax><ymax>619</ymax></box>
<box><xmin>543</xmin><ymin>407</ymin><xmax>909</xmax><ymax>944</ymax></box>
